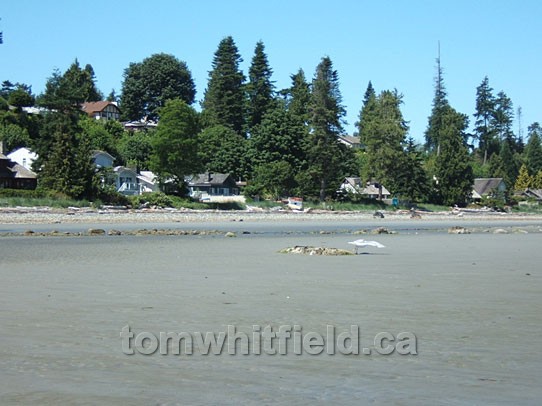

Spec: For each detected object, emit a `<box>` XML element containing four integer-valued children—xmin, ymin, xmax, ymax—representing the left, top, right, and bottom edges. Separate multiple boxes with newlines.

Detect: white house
<box><xmin>6</xmin><ymin>147</ymin><xmax>37</xmax><ymax>170</ymax></box>
<box><xmin>137</xmin><ymin>170</ymin><xmax>159</xmax><ymax>193</ymax></box>
<box><xmin>339</xmin><ymin>177</ymin><xmax>391</xmax><ymax>199</ymax></box>
<box><xmin>114</xmin><ymin>166</ymin><xmax>140</xmax><ymax>195</ymax></box>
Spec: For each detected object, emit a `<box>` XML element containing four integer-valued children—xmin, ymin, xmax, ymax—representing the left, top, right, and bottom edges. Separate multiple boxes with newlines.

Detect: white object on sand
<box><xmin>348</xmin><ymin>239</ymin><xmax>386</xmax><ymax>254</ymax></box>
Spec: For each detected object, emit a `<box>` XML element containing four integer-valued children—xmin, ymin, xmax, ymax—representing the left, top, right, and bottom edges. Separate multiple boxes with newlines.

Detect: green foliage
<box><xmin>130</xmin><ymin>192</ymin><xmax>174</xmax><ymax>208</ymax></box>
<box><xmin>433</xmin><ymin>106</ymin><xmax>474</xmax><ymax>206</ymax></box>
<box><xmin>525</xmin><ymin>123</ymin><xmax>542</xmax><ymax>175</ymax></box>
<box><xmin>118</xmin><ymin>130</ymin><xmax>153</xmax><ymax>171</ymax></box>
<box><xmin>197</xmin><ymin>125</ymin><xmax>248</xmax><ymax>179</ymax></box>
<box><xmin>150</xmin><ymin>99</ymin><xmax>201</xmax><ymax>190</ymax></box>
<box><xmin>425</xmin><ymin>57</ymin><xmax>449</xmax><ymax>152</ymax></box>
<box><xmin>533</xmin><ymin>170</ymin><xmax>542</xmax><ymax>189</ymax></box>
<box><xmin>284</xmin><ymin>69</ymin><xmax>311</xmax><ymax>125</ymax></box>
<box><xmin>120</xmin><ymin>53</ymin><xmax>196</xmax><ymax>121</ymax></box>
<box><xmin>246</xmin><ymin>41</ymin><xmax>275</xmax><ymax>132</ymax></box>
<box><xmin>201</xmin><ymin>36</ymin><xmax>246</xmax><ymax>135</ymax></box>
<box><xmin>306</xmin><ymin>56</ymin><xmax>346</xmax><ymax>201</ymax></box>
<box><xmin>0</xmin><ymin>123</ymin><xmax>30</xmax><ymax>152</ymax></box>
<box><xmin>514</xmin><ymin>164</ymin><xmax>533</xmax><ymax>190</ymax></box>
<box><xmin>8</xmin><ymin>88</ymin><xmax>34</xmax><ymax>109</ymax></box>
<box><xmin>248</xmin><ymin>161</ymin><xmax>295</xmax><ymax>200</ymax></box>
<box><xmin>473</xmin><ymin>76</ymin><xmax>498</xmax><ymax>163</ymax></box>
<box><xmin>38</xmin><ymin>60</ymin><xmax>102</xmax><ymax>112</ymax></box>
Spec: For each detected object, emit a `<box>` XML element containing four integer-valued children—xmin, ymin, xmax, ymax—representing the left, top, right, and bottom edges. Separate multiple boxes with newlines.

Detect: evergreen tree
<box><xmin>356</xmin><ymin>81</ymin><xmax>377</xmax><ymax>145</ymax></box>
<box><xmin>514</xmin><ymin>163</ymin><xmax>532</xmax><ymax>190</ymax></box>
<box><xmin>433</xmin><ymin>106</ymin><xmax>473</xmax><ymax>206</ymax></box>
<box><xmin>246</xmin><ymin>41</ymin><xmax>275</xmax><ymax>133</ymax></box>
<box><xmin>533</xmin><ymin>170</ymin><xmax>542</xmax><ymax>189</ymax></box>
<box><xmin>285</xmin><ymin>68</ymin><xmax>311</xmax><ymax>126</ymax></box>
<box><xmin>36</xmin><ymin>111</ymin><xmax>96</xmax><ymax>199</ymax></box>
<box><xmin>497</xmin><ymin>140</ymin><xmax>518</xmax><ymax>188</ymax></box>
<box><xmin>473</xmin><ymin>76</ymin><xmax>497</xmax><ymax>164</ymax></box>
<box><xmin>361</xmin><ymin>90</ymin><xmax>409</xmax><ymax>194</ymax></box>
<box><xmin>150</xmin><ymin>99</ymin><xmax>201</xmax><ymax>192</ymax></box>
<box><xmin>201</xmin><ymin>36</ymin><xmax>246</xmax><ymax>136</ymax></box>
<box><xmin>425</xmin><ymin>55</ymin><xmax>449</xmax><ymax>153</ymax></box>
<box><xmin>525</xmin><ymin>123</ymin><xmax>542</xmax><ymax>175</ymax></box>
<box><xmin>121</xmin><ymin>53</ymin><xmax>196</xmax><ymax>121</ymax></box>
<box><xmin>307</xmin><ymin>56</ymin><xmax>346</xmax><ymax>201</ymax></box>
<box><xmin>493</xmin><ymin>91</ymin><xmax>516</xmax><ymax>149</ymax></box>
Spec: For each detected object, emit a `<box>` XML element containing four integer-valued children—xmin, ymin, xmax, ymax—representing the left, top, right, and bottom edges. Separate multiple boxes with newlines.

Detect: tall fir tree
<box><xmin>493</xmin><ymin>91</ymin><xmax>516</xmax><ymax>149</ymax></box>
<box><xmin>285</xmin><ymin>68</ymin><xmax>311</xmax><ymax>126</ymax></box>
<box><xmin>433</xmin><ymin>105</ymin><xmax>474</xmax><ymax>206</ymax></box>
<box><xmin>362</xmin><ymin>90</ymin><xmax>414</xmax><ymax>195</ymax></box>
<box><xmin>473</xmin><ymin>76</ymin><xmax>497</xmax><ymax>164</ymax></box>
<box><xmin>201</xmin><ymin>36</ymin><xmax>246</xmax><ymax>136</ymax></box>
<box><xmin>246</xmin><ymin>41</ymin><xmax>275</xmax><ymax>133</ymax></box>
<box><xmin>356</xmin><ymin>81</ymin><xmax>377</xmax><ymax>144</ymax></box>
<box><xmin>307</xmin><ymin>56</ymin><xmax>346</xmax><ymax>201</ymax></box>
<box><xmin>425</xmin><ymin>54</ymin><xmax>449</xmax><ymax>153</ymax></box>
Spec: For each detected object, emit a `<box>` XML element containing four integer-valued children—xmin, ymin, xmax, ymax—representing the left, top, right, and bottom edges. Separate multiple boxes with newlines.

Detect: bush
<box><xmin>130</xmin><ymin>192</ymin><xmax>174</xmax><ymax>208</ymax></box>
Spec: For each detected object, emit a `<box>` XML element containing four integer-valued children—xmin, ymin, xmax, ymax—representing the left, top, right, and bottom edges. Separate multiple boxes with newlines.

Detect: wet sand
<box><xmin>1</xmin><ymin>219</ymin><xmax>541</xmax><ymax>404</ymax></box>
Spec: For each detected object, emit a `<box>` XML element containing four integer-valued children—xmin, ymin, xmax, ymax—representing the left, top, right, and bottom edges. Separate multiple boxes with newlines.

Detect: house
<box><xmin>82</xmin><ymin>101</ymin><xmax>121</xmax><ymax>121</ymax></box>
<box><xmin>137</xmin><ymin>171</ymin><xmax>159</xmax><ymax>194</ymax></box>
<box><xmin>0</xmin><ymin>148</ymin><xmax>37</xmax><ymax>190</ymax></box>
<box><xmin>123</xmin><ymin>120</ymin><xmax>158</xmax><ymax>132</ymax></box>
<box><xmin>7</xmin><ymin>147</ymin><xmax>37</xmax><ymax>170</ymax></box>
<box><xmin>339</xmin><ymin>177</ymin><xmax>391</xmax><ymax>199</ymax></box>
<box><xmin>472</xmin><ymin>178</ymin><xmax>506</xmax><ymax>201</ymax></box>
<box><xmin>338</xmin><ymin>135</ymin><xmax>362</xmax><ymax>149</ymax></box>
<box><xmin>187</xmin><ymin>173</ymin><xmax>243</xmax><ymax>202</ymax></box>
<box><xmin>92</xmin><ymin>150</ymin><xmax>115</xmax><ymax>169</ymax></box>
<box><xmin>515</xmin><ymin>188</ymin><xmax>542</xmax><ymax>202</ymax></box>
<box><xmin>113</xmin><ymin>166</ymin><xmax>140</xmax><ymax>195</ymax></box>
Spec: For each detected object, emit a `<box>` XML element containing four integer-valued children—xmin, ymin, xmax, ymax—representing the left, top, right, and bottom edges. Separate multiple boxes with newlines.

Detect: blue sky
<box><xmin>2</xmin><ymin>1</ymin><xmax>541</xmax><ymax>142</ymax></box>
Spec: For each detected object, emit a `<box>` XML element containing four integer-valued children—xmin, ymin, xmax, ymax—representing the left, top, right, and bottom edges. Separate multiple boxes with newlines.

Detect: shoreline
<box><xmin>1</xmin><ymin>205</ymin><xmax>542</xmax><ymax>225</ymax></box>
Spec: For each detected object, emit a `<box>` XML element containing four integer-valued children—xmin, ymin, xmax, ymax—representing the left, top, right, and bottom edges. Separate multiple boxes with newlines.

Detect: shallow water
<box><xmin>1</xmin><ymin>227</ymin><xmax>541</xmax><ymax>404</ymax></box>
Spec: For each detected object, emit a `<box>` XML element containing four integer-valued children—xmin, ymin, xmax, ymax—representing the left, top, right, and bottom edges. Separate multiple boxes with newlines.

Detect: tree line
<box><xmin>1</xmin><ymin>36</ymin><xmax>542</xmax><ymax>206</ymax></box>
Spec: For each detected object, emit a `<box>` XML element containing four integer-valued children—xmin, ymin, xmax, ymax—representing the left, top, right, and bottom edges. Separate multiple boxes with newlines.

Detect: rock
<box><xmin>225</xmin><ymin>232</ymin><xmax>237</xmax><ymax>238</ymax></box>
<box><xmin>373</xmin><ymin>211</ymin><xmax>385</xmax><ymax>219</ymax></box>
<box><xmin>24</xmin><ymin>230</ymin><xmax>35</xmax><ymax>236</ymax></box>
<box><xmin>448</xmin><ymin>226</ymin><xmax>469</xmax><ymax>234</ymax></box>
<box><xmin>88</xmin><ymin>228</ymin><xmax>106</xmax><ymax>236</ymax></box>
<box><xmin>372</xmin><ymin>227</ymin><xmax>395</xmax><ymax>235</ymax></box>
<box><xmin>108</xmin><ymin>229</ymin><xmax>122</xmax><ymax>236</ymax></box>
<box><xmin>493</xmin><ymin>228</ymin><xmax>508</xmax><ymax>234</ymax></box>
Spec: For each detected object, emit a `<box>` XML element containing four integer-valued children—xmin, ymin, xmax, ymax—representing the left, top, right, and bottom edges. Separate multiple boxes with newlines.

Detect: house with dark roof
<box><xmin>186</xmin><ymin>173</ymin><xmax>242</xmax><ymax>202</ymax></box>
<box><xmin>472</xmin><ymin>178</ymin><xmax>506</xmax><ymax>201</ymax></box>
<box><xmin>82</xmin><ymin>101</ymin><xmax>121</xmax><ymax>121</ymax></box>
<box><xmin>0</xmin><ymin>149</ymin><xmax>37</xmax><ymax>190</ymax></box>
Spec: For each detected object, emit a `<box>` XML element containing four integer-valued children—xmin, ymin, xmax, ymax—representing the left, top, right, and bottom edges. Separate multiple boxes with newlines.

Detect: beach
<box><xmin>1</xmin><ymin>210</ymin><xmax>541</xmax><ymax>404</ymax></box>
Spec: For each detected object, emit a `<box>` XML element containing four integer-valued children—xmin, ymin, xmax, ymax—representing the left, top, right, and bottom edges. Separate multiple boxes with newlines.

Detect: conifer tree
<box><xmin>473</xmin><ymin>76</ymin><xmax>497</xmax><ymax>164</ymax></box>
<box><xmin>285</xmin><ymin>69</ymin><xmax>311</xmax><ymax>126</ymax></box>
<box><xmin>306</xmin><ymin>56</ymin><xmax>346</xmax><ymax>201</ymax></box>
<box><xmin>433</xmin><ymin>106</ymin><xmax>474</xmax><ymax>206</ymax></box>
<box><xmin>246</xmin><ymin>41</ymin><xmax>274</xmax><ymax>133</ymax></box>
<box><xmin>201</xmin><ymin>36</ymin><xmax>246</xmax><ymax>136</ymax></box>
<box><xmin>425</xmin><ymin>55</ymin><xmax>449</xmax><ymax>153</ymax></box>
<box><xmin>514</xmin><ymin>163</ymin><xmax>532</xmax><ymax>190</ymax></box>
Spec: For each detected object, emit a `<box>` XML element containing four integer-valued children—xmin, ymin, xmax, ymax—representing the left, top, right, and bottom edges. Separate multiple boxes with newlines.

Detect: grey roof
<box><xmin>188</xmin><ymin>173</ymin><xmax>233</xmax><ymax>186</ymax></box>
<box><xmin>473</xmin><ymin>178</ymin><xmax>505</xmax><ymax>196</ymax></box>
<box><xmin>12</xmin><ymin>163</ymin><xmax>37</xmax><ymax>179</ymax></box>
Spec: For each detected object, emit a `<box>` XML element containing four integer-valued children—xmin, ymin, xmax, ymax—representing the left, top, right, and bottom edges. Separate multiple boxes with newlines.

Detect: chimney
<box><xmin>0</xmin><ymin>140</ymin><xmax>3</xmax><ymax>155</ymax></box>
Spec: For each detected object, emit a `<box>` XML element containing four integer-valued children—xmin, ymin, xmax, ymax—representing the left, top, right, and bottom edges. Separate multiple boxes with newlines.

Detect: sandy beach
<box><xmin>1</xmin><ymin>210</ymin><xmax>541</xmax><ymax>404</ymax></box>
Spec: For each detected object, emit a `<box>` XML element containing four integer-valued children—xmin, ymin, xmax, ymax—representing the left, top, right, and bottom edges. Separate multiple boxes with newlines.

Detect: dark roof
<box><xmin>188</xmin><ymin>173</ymin><xmax>234</xmax><ymax>186</ymax></box>
<box><xmin>473</xmin><ymin>178</ymin><xmax>505</xmax><ymax>196</ymax></box>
